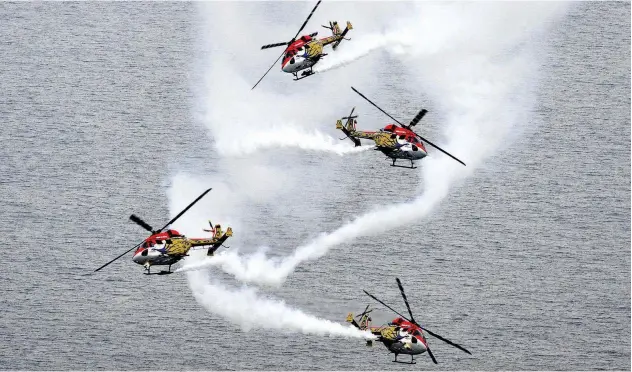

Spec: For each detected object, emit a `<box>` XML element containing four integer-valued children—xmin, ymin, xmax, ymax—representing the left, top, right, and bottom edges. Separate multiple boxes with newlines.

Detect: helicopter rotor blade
<box><xmin>419</xmin><ymin>326</ymin><xmax>472</xmax><ymax>355</ymax></box>
<box><xmin>351</xmin><ymin>87</ymin><xmax>465</xmax><ymax>166</ymax></box>
<box><xmin>345</xmin><ymin>106</ymin><xmax>356</xmax><ymax>125</ymax></box>
<box><xmin>351</xmin><ymin>87</ymin><xmax>404</xmax><ymax>126</ymax></box>
<box><xmin>95</xmin><ymin>188</ymin><xmax>212</xmax><ymax>273</ymax></box>
<box><xmin>129</xmin><ymin>214</ymin><xmax>154</xmax><ymax>233</ymax></box>
<box><xmin>363</xmin><ymin>290</ymin><xmax>411</xmax><ymax>322</ymax></box>
<box><xmin>252</xmin><ymin>1</ymin><xmax>321</xmax><ymax>90</ymax></box>
<box><xmin>411</xmin><ymin>131</ymin><xmax>466</xmax><ymax>166</ymax></box>
<box><xmin>94</xmin><ymin>240</ymin><xmax>143</xmax><ymax>272</ymax></box>
<box><xmin>426</xmin><ymin>346</ymin><xmax>438</xmax><ymax>364</ymax></box>
<box><xmin>408</xmin><ymin>109</ymin><xmax>428</xmax><ymax>128</ymax></box>
<box><xmin>365</xmin><ymin>282</ymin><xmax>472</xmax><ymax>359</ymax></box>
<box><xmin>358</xmin><ymin>308</ymin><xmax>374</xmax><ymax>318</ymax></box>
<box><xmin>292</xmin><ymin>0</ymin><xmax>322</xmax><ymax>41</ymax></box>
<box><xmin>395</xmin><ymin>278</ymin><xmax>416</xmax><ymax>324</ymax></box>
<box><xmin>261</xmin><ymin>41</ymin><xmax>291</xmax><ymax>50</ymax></box>
<box><xmin>360</xmin><ymin>303</ymin><xmax>370</xmax><ymax>316</ymax></box>
<box><xmin>156</xmin><ymin>188</ymin><xmax>212</xmax><ymax>232</ymax></box>
<box><xmin>252</xmin><ymin>52</ymin><xmax>286</xmax><ymax>90</ymax></box>
<box><xmin>396</xmin><ymin>278</ymin><xmax>471</xmax><ymax>354</ymax></box>
<box><xmin>355</xmin><ymin>304</ymin><xmax>371</xmax><ymax>319</ymax></box>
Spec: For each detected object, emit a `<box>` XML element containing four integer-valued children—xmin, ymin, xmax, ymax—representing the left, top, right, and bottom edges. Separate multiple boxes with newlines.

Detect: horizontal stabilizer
<box><xmin>333</xmin><ymin>21</ymin><xmax>353</xmax><ymax>50</ymax></box>
<box><xmin>346</xmin><ymin>312</ymin><xmax>362</xmax><ymax>329</ymax></box>
<box><xmin>336</xmin><ymin>119</ymin><xmax>361</xmax><ymax>147</ymax></box>
<box><xmin>339</xmin><ymin>21</ymin><xmax>352</xmax><ymax>38</ymax></box>
<box><xmin>207</xmin><ymin>227</ymin><xmax>233</xmax><ymax>256</ymax></box>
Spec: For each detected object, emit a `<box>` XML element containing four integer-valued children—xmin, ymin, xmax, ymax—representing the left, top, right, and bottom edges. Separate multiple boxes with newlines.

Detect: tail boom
<box><xmin>320</xmin><ymin>20</ymin><xmax>353</xmax><ymax>49</ymax></box>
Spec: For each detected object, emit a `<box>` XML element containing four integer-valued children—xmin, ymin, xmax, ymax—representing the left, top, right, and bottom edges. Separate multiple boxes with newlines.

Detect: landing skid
<box><xmin>391</xmin><ymin>159</ymin><xmax>416</xmax><ymax>169</ymax></box>
<box><xmin>143</xmin><ymin>264</ymin><xmax>173</xmax><ymax>275</ymax></box>
<box><xmin>144</xmin><ymin>270</ymin><xmax>174</xmax><ymax>276</ymax></box>
<box><xmin>392</xmin><ymin>360</ymin><xmax>416</xmax><ymax>365</ymax></box>
<box><xmin>293</xmin><ymin>68</ymin><xmax>315</xmax><ymax>81</ymax></box>
<box><xmin>392</xmin><ymin>354</ymin><xmax>416</xmax><ymax>364</ymax></box>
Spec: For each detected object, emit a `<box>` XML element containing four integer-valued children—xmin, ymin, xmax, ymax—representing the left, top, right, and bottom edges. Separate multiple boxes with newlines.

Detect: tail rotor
<box><xmin>336</xmin><ymin>107</ymin><xmax>361</xmax><ymax>146</ymax></box>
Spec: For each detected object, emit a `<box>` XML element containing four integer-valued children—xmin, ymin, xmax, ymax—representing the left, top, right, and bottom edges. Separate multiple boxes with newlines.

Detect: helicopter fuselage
<box><xmin>280</xmin><ymin>33</ymin><xmax>345</xmax><ymax>74</ymax></box>
<box><xmin>131</xmin><ymin>230</ymin><xmax>217</xmax><ymax>269</ymax></box>
<box><xmin>348</xmin><ymin>124</ymin><xmax>429</xmax><ymax>160</ymax></box>
<box><xmin>370</xmin><ymin>317</ymin><xmax>429</xmax><ymax>356</ymax></box>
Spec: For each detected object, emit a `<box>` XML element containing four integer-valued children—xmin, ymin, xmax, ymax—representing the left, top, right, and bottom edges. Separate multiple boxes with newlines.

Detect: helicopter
<box><xmin>94</xmin><ymin>188</ymin><xmax>233</xmax><ymax>275</ymax></box>
<box><xmin>336</xmin><ymin>87</ymin><xmax>466</xmax><ymax>169</ymax></box>
<box><xmin>252</xmin><ymin>0</ymin><xmax>353</xmax><ymax>89</ymax></box>
<box><xmin>346</xmin><ymin>278</ymin><xmax>471</xmax><ymax>364</ymax></box>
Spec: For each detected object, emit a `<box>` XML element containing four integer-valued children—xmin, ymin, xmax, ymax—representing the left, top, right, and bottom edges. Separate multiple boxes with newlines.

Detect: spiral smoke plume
<box><xmin>175</xmin><ymin>2</ymin><xmax>569</xmax><ymax>287</ymax></box>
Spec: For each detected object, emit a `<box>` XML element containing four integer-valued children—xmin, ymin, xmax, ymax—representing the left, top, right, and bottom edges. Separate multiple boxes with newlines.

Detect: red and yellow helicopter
<box><xmin>252</xmin><ymin>0</ymin><xmax>353</xmax><ymax>89</ymax></box>
<box><xmin>347</xmin><ymin>278</ymin><xmax>471</xmax><ymax>364</ymax></box>
<box><xmin>336</xmin><ymin>87</ymin><xmax>466</xmax><ymax>169</ymax></box>
<box><xmin>94</xmin><ymin>188</ymin><xmax>232</xmax><ymax>275</ymax></box>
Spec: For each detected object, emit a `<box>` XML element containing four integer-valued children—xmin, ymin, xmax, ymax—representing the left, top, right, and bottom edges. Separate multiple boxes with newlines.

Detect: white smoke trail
<box><xmin>186</xmin><ymin>269</ymin><xmax>375</xmax><ymax>339</ymax></box>
<box><xmin>314</xmin><ymin>33</ymin><xmax>393</xmax><ymax>73</ymax></box>
<box><xmin>177</xmin><ymin>2</ymin><xmax>570</xmax><ymax>286</ymax></box>
<box><xmin>192</xmin><ymin>2</ymin><xmax>410</xmax><ymax>158</ymax></box>
<box><xmin>195</xmin><ymin>58</ymin><xmax>367</xmax><ymax>157</ymax></box>
<box><xmin>175</xmin><ymin>2</ymin><xmax>414</xmax><ymax>336</ymax></box>
<box><xmin>167</xmin><ymin>177</ymin><xmax>375</xmax><ymax>339</ymax></box>
<box><xmin>176</xmin><ymin>155</ymin><xmax>455</xmax><ymax>286</ymax></box>
<box><xmin>215</xmin><ymin>124</ymin><xmax>371</xmax><ymax>157</ymax></box>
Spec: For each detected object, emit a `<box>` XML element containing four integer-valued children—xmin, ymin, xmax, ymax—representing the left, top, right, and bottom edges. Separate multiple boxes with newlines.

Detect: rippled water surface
<box><xmin>0</xmin><ymin>2</ymin><xmax>629</xmax><ymax>370</ymax></box>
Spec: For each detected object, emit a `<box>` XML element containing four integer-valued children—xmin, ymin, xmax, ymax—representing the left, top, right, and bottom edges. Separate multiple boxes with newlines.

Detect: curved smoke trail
<box><xmin>171</xmin><ymin>2</ymin><xmax>417</xmax><ymax>336</ymax></box>
<box><xmin>176</xmin><ymin>2</ymin><xmax>569</xmax><ymax>286</ymax></box>
<box><xmin>215</xmin><ymin>124</ymin><xmax>371</xmax><ymax>157</ymax></box>
<box><xmin>187</xmin><ymin>270</ymin><xmax>374</xmax><ymax>339</ymax></box>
